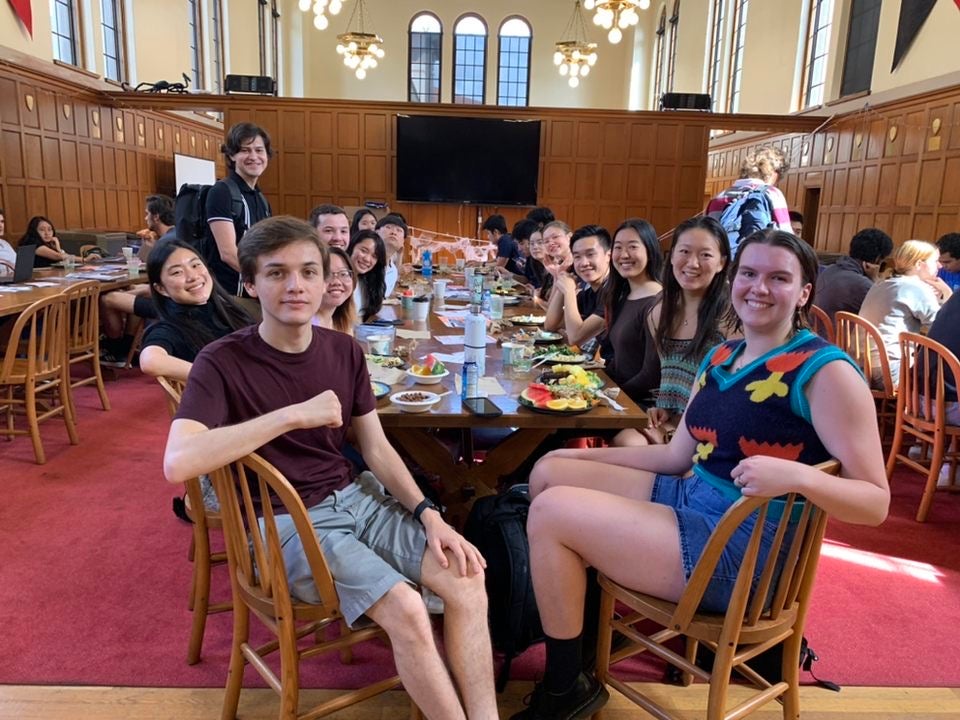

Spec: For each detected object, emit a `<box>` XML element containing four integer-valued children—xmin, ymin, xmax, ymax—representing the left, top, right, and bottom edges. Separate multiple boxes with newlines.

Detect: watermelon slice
<box><xmin>424</xmin><ymin>354</ymin><xmax>447</xmax><ymax>375</ymax></box>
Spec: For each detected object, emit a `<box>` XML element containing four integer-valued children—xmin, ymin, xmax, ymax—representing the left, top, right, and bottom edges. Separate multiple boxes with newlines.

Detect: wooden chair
<box><xmin>210</xmin><ymin>453</ymin><xmax>412</xmax><ymax>720</ymax></box>
<box><xmin>63</xmin><ymin>281</ymin><xmax>111</xmax><ymax>412</ymax></box>
<box><xmin>885</xmin><ymin>332</ymin><xmax>960</xmax><ymax>522</ymax></box>
<box><xmin>834</xmin><ymin>311</ymin><xmax>896</xmax><ymax>444</ymax></box>
<box><xmin>155</xmin><ymin>375</ymin><xmax>231</xmax><ymax>665</ymax></box>
<box><xmin>808</xmin><ymin>305</ymin><xmax>834</xmax><ymax>344</ymax></box>
<box><xmin>0</xmin><ymin>294</ymin><xmax>79</xmax><ymax>464</ymax></box>
<box><xmin>596</xmin><ymin>459</ymin><xmax>840</xmax><ymax>720</ymax></box>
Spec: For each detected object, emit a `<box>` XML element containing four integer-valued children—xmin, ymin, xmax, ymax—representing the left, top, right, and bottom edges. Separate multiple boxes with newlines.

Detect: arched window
<box><xmin>497</xmin><ymin>17</ymin><xmax>531</xmax><ymax>106</ymax></box>
<box><xmin>666</xmin><ymin>0</ymin><xmax>680</xmax><ymax>92</ymax></box>
<box><xmin>652</xmin><ymin>8</ymin><xmax>666</xmax><ymax>107</ymax></box>
<box><xmin>409</xmin><ymin>13</ymin><xmax>442</xmax><ymax>103</ymax></box>
<box><xmin>801</xmin><ymin>0</ymin><xmax>833</xmax><ymax>108</ymax></box>
<box><xmin>727</xmin><ymin>0</ymin><xmax>748</xmax><ymax>112</ymax></box>
<box><xmin>705</xmin><ymin>0</ymin><xmax>726</xmax><ymax>112</ymax></box>
<box><xmin>453</xmin><ymin>14</ymin><xmax>487</xmax><ymax>105</ymax></box>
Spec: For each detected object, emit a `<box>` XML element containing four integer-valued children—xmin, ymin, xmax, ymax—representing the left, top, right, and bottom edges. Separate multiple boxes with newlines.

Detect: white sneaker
<box><xmin>938</xmin><ymin>464</ymin><xmax>955</xmax><ymax>488</ymax></box>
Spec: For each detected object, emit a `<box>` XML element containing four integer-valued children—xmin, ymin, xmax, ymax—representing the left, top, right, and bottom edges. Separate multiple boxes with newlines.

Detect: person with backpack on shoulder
<box><xmin>204</xmin><ymin>122</ymin><xmax>273</xmax><ymax>308</ymax></box>
<box><xmin>706</xmin><ymin>145</ymin><xmax>793</xmax><ymax>258</ymax></box>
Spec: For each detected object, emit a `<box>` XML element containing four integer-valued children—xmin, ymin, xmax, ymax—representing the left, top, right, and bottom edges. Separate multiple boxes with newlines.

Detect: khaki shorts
<box><xmin>271</xmin><ymin>472</ymin><xmax>427</xmax><ymax>626</ymax></box>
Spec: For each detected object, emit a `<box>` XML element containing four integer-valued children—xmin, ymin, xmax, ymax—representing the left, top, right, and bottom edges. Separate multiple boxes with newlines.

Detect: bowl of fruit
<box><xmin>407</xmin><ymin>354</ymin><xmax>449</xmax><ymax>385</ymax></box>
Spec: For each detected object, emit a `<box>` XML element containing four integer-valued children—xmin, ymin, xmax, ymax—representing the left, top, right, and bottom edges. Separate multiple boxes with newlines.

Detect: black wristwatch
<box><xmin>412</xmin><ymin>497</ymin><xmax>439</xmax><ymax>525</ymax></box>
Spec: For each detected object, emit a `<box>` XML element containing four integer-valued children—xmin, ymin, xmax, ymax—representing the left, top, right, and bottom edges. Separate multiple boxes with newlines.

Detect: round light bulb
<box><xmin>588</xmin><ymin>52</ymin><xmax>598</xmax><ymax>65</ymax></box>
<box><xmin>369</xmin><ymin>43</ymin><xmax>378</xmax><ymax>53</ymax></box>
<box><xmin>608</xmin><ymin>27</ymin><xmax>622</xmax><ymax>43</ymax></box>
<box><xmin>559</xmin><ymin>63</ymin><xmax>568</xmax><ymax>76</ymax></box>
<box><xmin>584</xmin><ymin>0</ymin><xmax>596</xmax><ymax>8</ymax></box>
<box><xmin>356</xmin><ymin>68</ymin><xmax>366</xmax><ymax>80</ymax></box>
<box><xmin>581</xmin><ymin>65</ymin><xmax>590</xmax><ymax>77</ymax></box>
<box><xmin>571</xmin><ymin>48</ymin><xmax>581</xmax><ymax>61</ymax></box>
<box><xmin>569</xmin><ymin>76</ymin><xmax>580</xmax><ymax>88</ymax></box>
<box><xmin>553</xmin><ymin>51</ymin><xmax>563</xmax><ymax>65</ymax></box>
<box><xmin>376</xmin><ymin>47</ymin><xmax>385</xmax><ymax>58</ymax></box>
<box><xmin>329</xmin><ymin>0</ymin><xmax>342</xmax><ymax>14</ymax></box>
<box><xmin>570</xmin><ymin>64</ymin><xmax>580</xmax><ymax>77</ymax></box>
<box><xmin>593</xmin><ymin>14</ymin><xmax>603</xmax><ymax>26</ymax></box>
<box><xmin>618</xmin><ymin>14</ymin><xmax>630</xmax><ymax>29</ymax></box>
<box><xmin>348</xmin><ymin>41</ymin><xmax>357</xmax><ymax>52</ymax></box>
<box><xmin>336</xmin><ymin>43</ymin><xmax>345</xmax><ymax>54</ymax></box>
<box><xmin>314</xmin><ymin>14</ymin><xmax>328</xmax><ymax>30</ymax></box>
<box><xmin>298</xmin><ymin>0</ymin><xmax>311</xmax><ymax>12</ymax></box>
<box><xmin>369</xmin><ymin>58</ymin><xmax>378</xmax><ymax>68</ymax></box>
<box><xmin>640</xmin><ymin>0</ymin><xmax>651</xmax><ymax>9</ymax></box>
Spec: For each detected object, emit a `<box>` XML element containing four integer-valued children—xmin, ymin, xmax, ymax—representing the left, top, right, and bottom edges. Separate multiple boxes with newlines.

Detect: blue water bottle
<box><xmin>422</xmin><ymin>250</ymin><xmax>433</xmax><ymax>279</ymax></box>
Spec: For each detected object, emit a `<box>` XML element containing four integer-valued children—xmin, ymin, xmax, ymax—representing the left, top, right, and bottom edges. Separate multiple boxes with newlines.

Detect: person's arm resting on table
<box><xmin>352</xmin><ymin>410</ymin><xmax>485</xmax><ymax>577</ymax></box>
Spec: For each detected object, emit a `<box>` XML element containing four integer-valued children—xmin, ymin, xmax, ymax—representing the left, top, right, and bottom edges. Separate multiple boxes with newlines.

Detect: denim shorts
<box><xmin>269</xmin><ymin>472</ymin><xmax>427</xmax><ymax>626</ymax></box>
<box><xmin>651</xmin><ymin>473</ymin><xmax>782</xmax><ymax>613</ymax></box>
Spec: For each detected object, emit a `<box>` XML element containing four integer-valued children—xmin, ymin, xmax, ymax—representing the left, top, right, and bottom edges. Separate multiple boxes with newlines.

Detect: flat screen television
<box><xmin>396</xmin><ymin>115</ymin><xmax>541</xmax><ymax>205</ymax></box>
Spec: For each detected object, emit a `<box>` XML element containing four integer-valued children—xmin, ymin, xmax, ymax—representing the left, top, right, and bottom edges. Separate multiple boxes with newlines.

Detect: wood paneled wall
<box><xmin>226</xmin><ymin>102</ymin><xmax>712</xmax><ymax>240</ymax></box>
<box><xmin>0</xmin><ymin>63</ymin><xmax>223</xmax><ymax>240</ymax></box>
<box><xmin>706</xmin><ymin>86</ymin><xmax>960</xmax><ymax>253</ymax></box>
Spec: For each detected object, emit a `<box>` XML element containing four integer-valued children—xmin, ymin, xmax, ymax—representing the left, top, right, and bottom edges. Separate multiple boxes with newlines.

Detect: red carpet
<box><xmin>1</xmin><ymin>373</ymin><xmax>958</xmax><ymax>688</ymax></box>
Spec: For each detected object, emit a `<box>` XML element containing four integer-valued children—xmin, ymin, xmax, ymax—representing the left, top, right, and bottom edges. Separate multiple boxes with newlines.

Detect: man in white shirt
<box><xmin>0</xmin><ymin>209</ymin><xmax>15</xmax><ymax>275</ymax></box>
<box><xmin>376</xmin><ymin>213</ymin><xmax>407</xmax><ymax>297</ymax></box>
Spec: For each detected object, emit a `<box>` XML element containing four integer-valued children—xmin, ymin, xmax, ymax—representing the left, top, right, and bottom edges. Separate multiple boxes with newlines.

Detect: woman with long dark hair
<box><xmin>139</xmin><ymin>239</ymin><xmax>252</xmax><ymax>382</ymax></box>
<box><xmin>616</xmin><ymin>216</ymin><xmax>731</xmax><ymax>445</ymax></box>
<box><xmin>19</xmin><ymin>215</ymin><xmax>74</xmax><ymax>267</ymax></box>
<box><xmin>601</xmin><ymin>217</ymin><xmax>664</xmax><ymax>382</ymax></box>
<box><xmin>350</xmin><ymin>207</ymin><xmax>377</xmax><ymax>237</ymax></box>
<box><xmin>347</xmin><ymin>229</ymin><xmax>387</xmax><ymax>322</ymax></box>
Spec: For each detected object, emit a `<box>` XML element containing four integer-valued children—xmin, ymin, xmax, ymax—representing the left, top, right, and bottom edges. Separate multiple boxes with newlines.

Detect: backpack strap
<box><xmin>223</xmin><ymin>176</ymin><xmax>251</xmax><ymax>234</ymax></box>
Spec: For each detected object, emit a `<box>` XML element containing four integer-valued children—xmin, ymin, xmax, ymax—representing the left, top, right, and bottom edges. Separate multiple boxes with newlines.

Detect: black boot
<box><xmin>510</xmin><ymin>672</ymin><xmax>609</xmax><ymax>720</ymax></box>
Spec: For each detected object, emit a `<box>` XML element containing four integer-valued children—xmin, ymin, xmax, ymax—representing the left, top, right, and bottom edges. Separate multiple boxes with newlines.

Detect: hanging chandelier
<box><xmin>297</xmin><ymin>0</ymin><xmax>345</xmax><ymax>32</ymax></box>
<box><xmin>554</xmin><ymin>1</ymin><xmax>598</xmax><ymax>89</ymax></box>
<box><xmin>335</xmin><ymin>0</ymin><xmax>384</xmax><ymax>80</ymax></box>
<box><xmin>584</xmin><ymin>0</ymin><xmax>649</xmax><ymax>44</ymax></box>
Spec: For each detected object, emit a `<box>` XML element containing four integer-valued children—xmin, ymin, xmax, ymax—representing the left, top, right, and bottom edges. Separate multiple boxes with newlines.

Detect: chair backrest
<box><xmin>897</xmin><ymin>332</ymin><xmax>960</xmax><ymax>432</ymax></box>
<box><xmin>0</xmin><ymin>294</ymin><xmax>69</xmax><ymax>382</ymax></box>
<box><xmin>63</xmin><ymin>280</ymin><xmax>101</xmax><ymax>353</ymax></box>
<box><xmin>210</xmin><ymin>453</ymin><xmax>341</xmax><ymax>616</ymax></box>
<box><xmin>156</xmin><ymin>375</ymin><xmax>186</xmax><ymax>418</ymax></box>
<box><xmin>835</xmin><ymin>311</ymin><xmax>895</xmax><ymax>398</ymax></box>
<box><xmin>670</xmin><ymin>460</ymin><xmax>840</xmax><ymax>638</ymax></box>
<box><xmin>809</xmin><ymin>305</ymin><xmax>835</xmax><ymax>344</ymax></box>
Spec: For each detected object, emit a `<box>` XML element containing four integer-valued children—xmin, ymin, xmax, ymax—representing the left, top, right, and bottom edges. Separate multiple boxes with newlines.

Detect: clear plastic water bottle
<box><xmin>481</xmin><ymin>289</ymin><xmax>492</xmax><ymax>314</ymax></box>
<box><xmin>462</xmin><ymin>361</ymin><xmax>479</xmax><ymax>400</ymax></box>
<box><xmin>422</xmin><ymin>250</ymin><xmax>433</xmax><ymax>279</ymax></box>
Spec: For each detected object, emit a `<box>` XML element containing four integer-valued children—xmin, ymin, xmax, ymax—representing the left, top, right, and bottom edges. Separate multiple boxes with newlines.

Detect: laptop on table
<box><xmin>0</xmin><ymin>245</ymin><xmax>37</xmax><ymax>285</ymax></box>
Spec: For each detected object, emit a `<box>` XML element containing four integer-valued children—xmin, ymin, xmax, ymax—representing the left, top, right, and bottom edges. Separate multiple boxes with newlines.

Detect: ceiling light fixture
<box><xmin>584</xmin><ymin>0</ymin><xmax>648</xmax><ymax>44</ymax></box>
<box><xmin>335</xmin><ymin>0</ymin><xmax>384</xmax><ymax>80</ymax></box>
<box><xmin>297</xmin><ymin>0</ymin><xmax>345</xmax><ymax>32</ymax></box>
<box><xmin>554</xmin><ymin>1</ymin><xmax>599</xmax><ymax>89</ymax></box>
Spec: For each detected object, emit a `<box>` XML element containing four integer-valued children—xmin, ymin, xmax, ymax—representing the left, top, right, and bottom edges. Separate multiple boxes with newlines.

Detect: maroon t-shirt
<box><xmin>176</xmin><ymin>325</ymin><xmax>376</xmax><ymax>510</ymax></box>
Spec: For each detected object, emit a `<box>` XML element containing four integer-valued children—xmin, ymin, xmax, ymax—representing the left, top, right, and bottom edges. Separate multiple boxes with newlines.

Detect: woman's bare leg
<box><xmin>528</xmin><ymin>454</ymin><xmax>658</xmax><ymax>501</ymax></box>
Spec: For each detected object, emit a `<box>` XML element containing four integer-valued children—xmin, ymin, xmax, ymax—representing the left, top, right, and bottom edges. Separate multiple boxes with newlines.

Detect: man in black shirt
<box><xmin>204</xmin><ymin>122</ymin><xmax>273</xmax><ymax>298</ymax></box>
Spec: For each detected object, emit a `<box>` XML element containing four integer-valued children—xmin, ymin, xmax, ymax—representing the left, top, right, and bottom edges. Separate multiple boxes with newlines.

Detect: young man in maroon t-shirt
<box><xmin>164</xmin><ymin>216</ymin><xmax>497</xmax><ymax>720</ymax></box>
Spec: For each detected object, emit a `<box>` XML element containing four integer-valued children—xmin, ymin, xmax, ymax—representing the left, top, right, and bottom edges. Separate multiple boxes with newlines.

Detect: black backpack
<box><xmin>463</xmin><ymin>485</ymin><xmax>544</xmax><ymax>692</ymax></box>
<box><xmin>174</xmin><ymin>177</ymin><xmax>245</xmax><ymax>249</ymax></box>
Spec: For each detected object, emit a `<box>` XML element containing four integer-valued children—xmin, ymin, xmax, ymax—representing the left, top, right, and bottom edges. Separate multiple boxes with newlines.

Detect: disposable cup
<box><xmin>433</xmin><ymin>279</ymin><xmax>448</xmax><ymax>299</ymax></box>
<box><xmin>489</xmin><ymin>294</ymin><xmax>504</xmax><ymax>320</ymax></box>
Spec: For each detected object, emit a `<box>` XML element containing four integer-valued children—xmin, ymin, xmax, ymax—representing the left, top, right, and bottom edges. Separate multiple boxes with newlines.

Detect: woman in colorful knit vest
<box><xmin>510</xmin><ymin>228</ymin><xmax>890</xmax><ymax>720</ymax></box>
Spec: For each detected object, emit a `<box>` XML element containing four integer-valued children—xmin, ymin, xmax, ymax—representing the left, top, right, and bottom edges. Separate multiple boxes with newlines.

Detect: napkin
<box><xmin>396</xmin><ymin>328</ymin><xmax>431</xmax><ymax>340</ymax></box>
<box><xmin>366</xmin><ymin>363</ymin><xmax>406</xmax><ymax>385</ymax></box>
<box><xmin>454</xmin><ymin>375</ymin><xmax>507</xmax><ymax>397</ymax></box>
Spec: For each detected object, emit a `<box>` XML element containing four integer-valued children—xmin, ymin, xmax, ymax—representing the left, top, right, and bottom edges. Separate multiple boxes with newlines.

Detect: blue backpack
<box><xmin>710</xmin><ymin>185</ymin><xmax>775</xmax><ymax>258</ymax></box>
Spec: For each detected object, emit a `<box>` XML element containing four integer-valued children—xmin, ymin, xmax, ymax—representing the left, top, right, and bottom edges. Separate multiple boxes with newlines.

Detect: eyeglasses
<box><xmin>328</xmin><ymin>270</ymin><xmax>353</xmax><ymax>281</ymax></box>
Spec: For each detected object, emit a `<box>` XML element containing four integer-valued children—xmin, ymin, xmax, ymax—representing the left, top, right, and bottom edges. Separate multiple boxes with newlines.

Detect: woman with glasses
<box><xmin>314</xmin><ymin>246</ymin><xmax>357</xmax><ymax>335</ymax></box>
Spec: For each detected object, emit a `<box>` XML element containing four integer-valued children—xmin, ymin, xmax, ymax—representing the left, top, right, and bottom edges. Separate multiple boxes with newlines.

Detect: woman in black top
<box><xmin>19</xmin><ymin>216</ymin><xmax>74</xmax><ymax>267</ymax></box>
<box><xmin>139</xmin><ymin>239</ymin><xmax>252</xmax><ymax>382</ymax></box>
<box><xmin>350</xmin><ymin>207</ymin><xmax>378</xmax><ymax>237</ymax></box>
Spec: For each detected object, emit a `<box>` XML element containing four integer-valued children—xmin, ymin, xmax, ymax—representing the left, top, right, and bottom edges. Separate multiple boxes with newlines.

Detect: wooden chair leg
<box><xmin>187</xmin><ymin>523</ymin><xmax>213</xmax><ymax>664</ymax></box>
<box><xmin>916</xmin><ymin>438</ymin><xmax>946</xmax><ymax>522</ymax></box>
<box><xmin>60</xmin><ymin>371</ymin><xmax>79</xmax><ymax>445</ymax></box>
<box><xmin>25</xmin><ymin>382</ymin><xmax>45</xmax><ymax>465</ymax></box>
<box><xmin>91</xmin><ymin>357</ymin><xmax>111</xmax><ymax>411</ymax></box>
<box><xmin>221</xmin><ymin>601</ymin><xmax>248</xmax><ymax>720</ymax></box>
<box><xmin>781</xmin><ymin>632</ymin><xmax>804</xmax><ymax>720</ymax></box>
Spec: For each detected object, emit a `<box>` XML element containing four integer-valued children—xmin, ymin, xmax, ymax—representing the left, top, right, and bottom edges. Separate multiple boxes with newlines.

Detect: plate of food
<box><xmin>407</xmin><ymin>354</ymin><xmax>449</xmax><ymax>385</ymax></box>
<box><xmin>532</xmin><ymin>345</ymin><xmax>590</xmax><ymax>364</ymax></box>
<box><xmin>390</xmin><ymin>390</ymin><xmax>442</xmax><ymax>413</ymax></box>
<box><xmin>532</xmin><ymin>330</ymin><xmax>563</xmax><ymax>345</ymax></box>
<box><xmin>365</xmin><ymin>354</ymin><xmax>405</xmax><ymax>369</ymax></box>
<box><xmin>502</xmin><ymin>295</ymin><xmax>522</xmax><ymax>306</ymax></box>
<box><xmin>370</xmin><ymin>381</ymin><xmax>392</xmax><ymax>399</ymax></box>
<box><xmin>518</xmin><ymin>381</ymin><xmax>598</xmax><ymax>414</ymax></box>
<box><xmin>511</xmin><ymin>314</ymin><xmax>546</xmax><ymax>326</ymax></box>
<box><xmin>538</xmin><ymin>365</ymin><xmax>604</xmax><ymax>391</ymax></box>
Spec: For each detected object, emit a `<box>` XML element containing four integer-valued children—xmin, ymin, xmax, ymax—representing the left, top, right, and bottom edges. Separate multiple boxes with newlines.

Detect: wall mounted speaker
<box><xmin>224</xmin><ymin>75</ymin><xmax>277</xmax><ymax>95</ymax></box>
<box><xmin>659</xmin><ymin>93</ymin><xmax>712</xmax><ymax>111</ymax></box>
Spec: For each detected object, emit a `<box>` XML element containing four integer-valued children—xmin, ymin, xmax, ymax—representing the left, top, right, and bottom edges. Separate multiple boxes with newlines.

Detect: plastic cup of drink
<box><xmin>464</xmin><ymin>266</ymin><xmax>475</xmax><ymax>285</ymax></box>
<box><xmin>126</xmin><ymin>258</ymin><xmax>140</xmax><ymax>278</ymax></box>
<box><xmin>121</xmin><ymin>246</ymin><xmax>134</xmax><ymax>260</ymax></box>
<box><xmin>513</xmin><ymin>339</ymin><xmax>535</xmax><ymax>373</ymax></box>
<box><xmin>489</xmin><ymin>294</ymin><xmax>504</xmax><ymax>320</ymax></box>
<box><xmin>433</xmin><ymin>279</ymin><xmax>448</xmax><ymax>299</ymax></box>
<box><xmin>366</xmin><ymin>329</ymin><xmax>395</xmax><ymax>356</ymax></box>
<box><xmin>63</xmin><ymin>255</ymin><xmax>77</xmax><ymax>271</ymax></box>
<box><xmin>455</xmin><ymin>257</ymin><xmax>466</xmax><ymax>272</ymax></box>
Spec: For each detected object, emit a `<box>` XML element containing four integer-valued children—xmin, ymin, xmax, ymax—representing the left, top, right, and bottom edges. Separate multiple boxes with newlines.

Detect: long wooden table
<box><xmin>374</xmin><ymin>280</ymin><xmax>648</xmax><ymax>526</ymax></box>
<box><xmin>0</xmin><ymin>265</ymin><xmax>146</xmax><ymax>317</ymax></box>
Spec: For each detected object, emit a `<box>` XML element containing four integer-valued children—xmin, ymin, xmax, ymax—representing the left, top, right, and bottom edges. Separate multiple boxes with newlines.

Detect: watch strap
<box><xmin>413</xmin><ymin>497</ymin><xmax>438</xmax><ymax>524</ymax></box>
